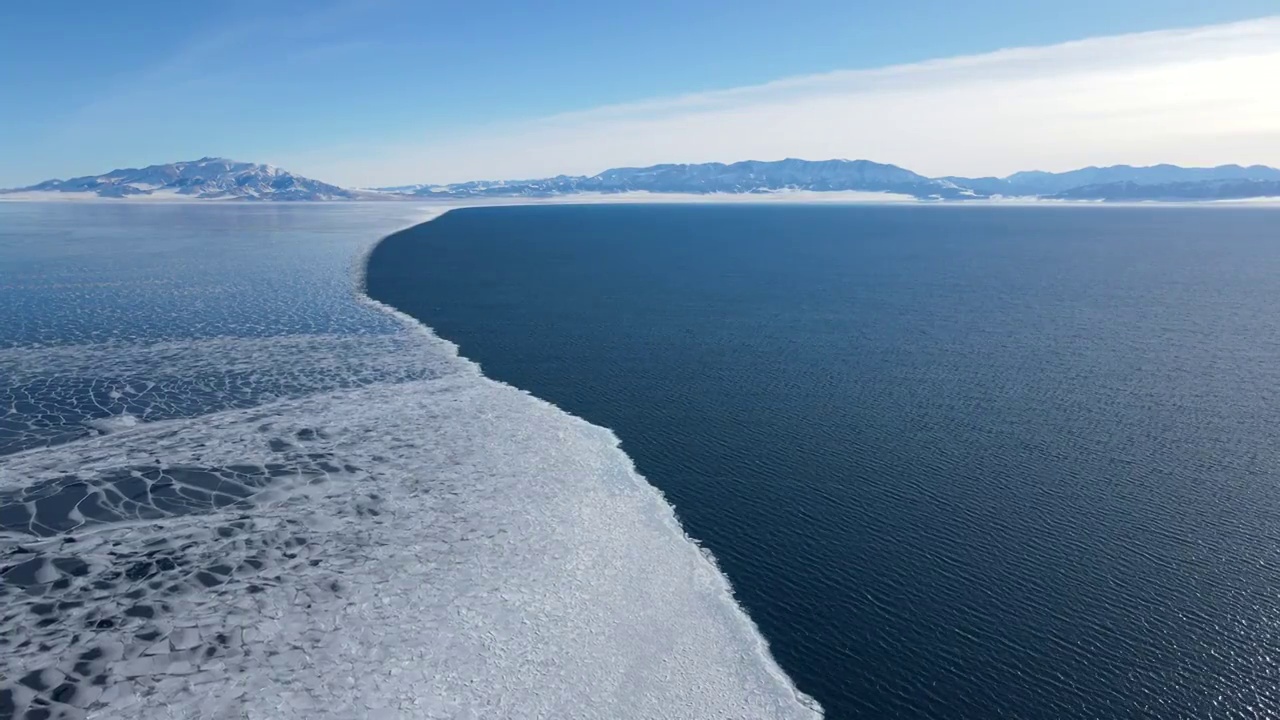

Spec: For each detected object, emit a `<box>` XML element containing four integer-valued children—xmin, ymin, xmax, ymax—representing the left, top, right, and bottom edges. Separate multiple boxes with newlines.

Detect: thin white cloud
<box><xmin>290</xmin><ymin>16</ymin><xmax>1280</xmax><ymax>186</ymax></box>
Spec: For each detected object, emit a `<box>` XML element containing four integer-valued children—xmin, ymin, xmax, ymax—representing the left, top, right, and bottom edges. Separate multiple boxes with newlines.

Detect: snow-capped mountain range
<box><xmin>406</xmin><ymin>159</ymin><xmax>974</xmax><ymax>199</ymax></box>
<box><xmin>5</xmin><ymin>157</ymin><xmax>1280</xmax><ymax>202</ymax></box>
<box><xmin>942</xmin><ymin>164</ymin><xmax>1280</xmax><ymax>198</ymax></box>
<box><xmin>387</xmin><ymin>159</ymin><xmax>1280</xmax><ymax>201</ymax></box>
<box><xmin>3</xmin><ymin>158</ymin><xmax>356</xmax><ymax>201</ymax></box>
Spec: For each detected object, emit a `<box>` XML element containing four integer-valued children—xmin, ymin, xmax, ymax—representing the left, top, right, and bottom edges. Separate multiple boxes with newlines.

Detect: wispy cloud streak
<box><xmin>297</xmin><ymin>16</ymin><xmax>1280</xmax><ymax>186</ymax></box>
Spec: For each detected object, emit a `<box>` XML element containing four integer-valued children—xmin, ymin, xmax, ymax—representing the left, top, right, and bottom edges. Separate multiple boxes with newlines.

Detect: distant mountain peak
<box><xmin>946</xmin><ymin>163</ymin><xmax>1280</xmax><ymax>199</ymax></box>
<box><xmin>388</xmin><ymin>157</ymin><xmax>968</xmax><ymax>200</ymax></box>
<box><xmin>5</xmin><ymin>158</ymin><xmax>357</xmax><ymax>201</ymax></box>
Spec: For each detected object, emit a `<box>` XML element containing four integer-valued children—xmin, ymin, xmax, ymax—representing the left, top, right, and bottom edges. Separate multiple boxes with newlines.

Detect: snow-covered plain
<box><xmin>0</xmin><ymin>202</ymin><xmax>821</xmax><ymax>719</ymax></box>
<box><xmin>0</xmin><ymin>187</ymin><xmax>919</xmax><ymax>205</ymax></box>
<box><xmin>0</xmin><ymin>188</ymin><xmax>246</xmax><ymax>202</ymax></box>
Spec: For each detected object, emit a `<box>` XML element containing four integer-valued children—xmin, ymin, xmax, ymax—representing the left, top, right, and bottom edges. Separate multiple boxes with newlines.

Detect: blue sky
<box><xmin>1</xmin><ymin>0</ymin><xmax>1278</xmax><ymax>187</ymax></box>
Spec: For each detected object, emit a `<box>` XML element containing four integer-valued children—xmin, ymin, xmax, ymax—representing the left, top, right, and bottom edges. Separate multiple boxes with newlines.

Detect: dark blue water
<box><xmin>366</xmin><ymin>203</ymin><xmax>1280</xmax><ymax>719</ymax></box>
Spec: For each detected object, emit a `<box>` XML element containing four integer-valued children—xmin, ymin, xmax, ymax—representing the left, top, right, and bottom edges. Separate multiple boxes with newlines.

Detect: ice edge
<box><xmin>354</xmin><ymin>203</ymin><xmax>825</xmax><ymax>717</ymax></box>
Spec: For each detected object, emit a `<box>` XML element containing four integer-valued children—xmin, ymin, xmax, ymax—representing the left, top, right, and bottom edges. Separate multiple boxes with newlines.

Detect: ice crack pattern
<box><xmin>0</xmin><ymin>202</ymin><xmax>820</xmax><ymax>719</ymax></box>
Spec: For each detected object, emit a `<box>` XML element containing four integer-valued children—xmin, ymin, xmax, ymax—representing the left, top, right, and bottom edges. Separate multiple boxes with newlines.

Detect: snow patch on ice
<box><xmin>84</xmin><ymin>412</ymin><xmax>142</xmax><ymax>434</ymax></box>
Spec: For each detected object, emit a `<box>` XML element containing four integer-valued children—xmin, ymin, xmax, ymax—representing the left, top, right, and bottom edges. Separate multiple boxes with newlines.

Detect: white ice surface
<box><xmin>0</xmin><ymin>202</ymin><xmax>821</xmax><ymax>719</ymax></box>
